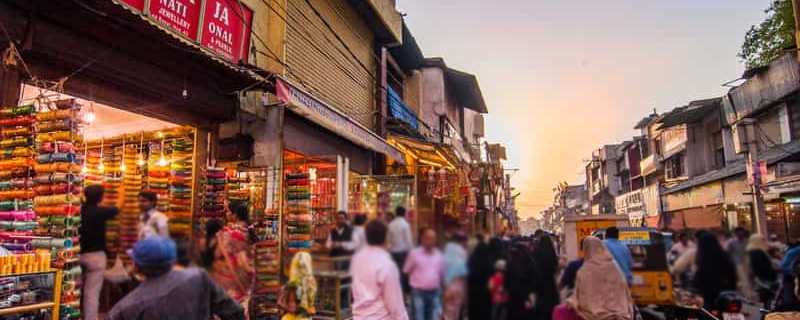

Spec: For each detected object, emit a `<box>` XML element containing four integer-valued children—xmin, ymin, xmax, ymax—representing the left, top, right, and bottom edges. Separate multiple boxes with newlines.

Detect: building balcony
<box><xmin>387</xmin><ymin>86</ymin><xmax>418</xmax><ymax>130</ymax></box>
<box><xmin>640</xmin><ymin>154</ymin><xmax>661</xmax><ymax>176</ymax></box>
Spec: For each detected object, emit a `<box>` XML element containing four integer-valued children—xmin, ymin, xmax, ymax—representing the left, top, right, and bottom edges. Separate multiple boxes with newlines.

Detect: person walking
<box><xmin>78</xmin><ymin>185</ymin><xmax>119</xmax><ymax>320</ymax></box>
<box><xmin>388</xmin><ymin>206</ymin><xmax>414</xmax><ymax>293</ymax></box>
<box><xmin>694</xmin><ymin>233</ymin><xmax>738</xmax><ymax>310</ymax></box>
<box><xmin>352</xmin><ymin>213</ymin><xmax>368</xmax><ymax>252</ymax></box>
<box><xmin>552</xmin><ymin>236</ymin><xmax>633</xmax><ymax>320</ymax></box>
<box><xmin>209</xmin><ymin>203</ymin><xmax>255</xmax><ymax>314</ymax></box>
<box><xmin>780</xmin><ymin>244</ymin><xmax>800</xmax><ymax>308</ymax></box>
<box><xmin>505</xmin><ymin>241</ymin><xmax>541</xmax><ymax>320</ymax></box>
<box><xmin>441</xmin><ymin>233</ymin><xmax>469</xmax><ymax>320</ymax></box>
<box><xmin>603</xmin><ymin>227</ymin><xmax>633</xmax><ymax>284</ymax></box>
<box><xmin>279</xmin><ymin>251</ymin><xmax>317</xmax><ymax>320</ymax></box>
<box><xmin>200</xmin><ymin>218</ymin><xmax>224</xmax><ymax>268</ymax></box>
<box><xmin>107</xmin><ymin>236</ymin><xmax>245</xmax><ymax>320</ymax></box>
<box><xmin>403</xmin><ymin>228</ymin><xmax>444</xmax><ymax>320</ymax></box>
<box><xmin>137</xmin><ymin>190</ymin><xmax>169</xmax><ymax>240</ymax></box>
<box><xmin>746</xmin><ymin>234</ymin><xmax>779</xmax><ymax>306</ymax></box>
<box><xmin>726</xmin><ymin>227</ymin><xmax>750</xmax><ymax>266</ymax></box>
<box><xmin>468</xmin><ymin>235</ymin><xmax>495</xmax><ymax>320</ymax></box>
<box><xmin>532</xmin><ymin>235</ymin><xmax>561</xmax><ymax>320</ymax></box>
<box><xmin>489</xmin><ymin>259</ymin><xmax>509</xmax><ymax>320</ymax></box>
<box><xmin>350</xmin><ymin>220</ymin><xmax>408</xmax><ymax>320</ymax></box>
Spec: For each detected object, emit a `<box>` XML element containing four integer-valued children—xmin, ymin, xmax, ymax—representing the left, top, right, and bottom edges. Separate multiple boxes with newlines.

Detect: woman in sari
<box><xmin>279</xmin><ymin>251</ymin><xmax>318</xmax><ymax>320</ymax></box>
<box><xmin>209</xmin><ymin>203</ymin><xmax>256</xmax><ymax>313</ymax></box>
<box><xmin>442</xmin><ymin>233</ymin><xmax>469</xmax><ymax>320</ymax></box>
<box><xmin>553</xmin><ymin>236</ymin><xmax>633</xmax><ymax>320</ymax></box>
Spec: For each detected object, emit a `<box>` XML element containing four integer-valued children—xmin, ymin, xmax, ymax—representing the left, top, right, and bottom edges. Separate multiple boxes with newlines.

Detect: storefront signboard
<box><xmin>147</xmin><ymin>0</ymin><xmax>202</xmax><ymax>39</ymax></box>
<box><xmin>200</xmin><ymin>0</ymin><xmax>253</xmax><ymax>62</ymax></box>
<box><xmin>275</xmin><ymin>77</ymin><xmax>407</xmax><ymax>165</ymax></box>
<box><xmin>111</xmin><ymin>0</ymin><xmax>253</xmax><ymax>63</ymax></box>
<box><xmin>576</xmin><ymin>220</ymin><xmax>617</xmax><ymax>257</ymax></box>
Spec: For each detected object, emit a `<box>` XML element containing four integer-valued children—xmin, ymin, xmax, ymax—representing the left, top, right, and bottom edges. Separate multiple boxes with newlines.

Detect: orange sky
<box><xmin>398</xmin><ymin>0</ymin><xmax>772</xmax><ymax>219</ymax></box>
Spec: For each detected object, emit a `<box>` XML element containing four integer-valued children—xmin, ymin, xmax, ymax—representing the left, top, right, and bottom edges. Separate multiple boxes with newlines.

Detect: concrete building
<box><xmin>586</xmin><ymin>145</ymin><xmax>622</xmax><ymax>214</ymax></box>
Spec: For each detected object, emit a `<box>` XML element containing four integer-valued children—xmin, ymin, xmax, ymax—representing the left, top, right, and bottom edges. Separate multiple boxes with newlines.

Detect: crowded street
<box><xmin>3</xmin><ymin>0</ymin><xmax>800</xmax><ymax>320</ymax></box>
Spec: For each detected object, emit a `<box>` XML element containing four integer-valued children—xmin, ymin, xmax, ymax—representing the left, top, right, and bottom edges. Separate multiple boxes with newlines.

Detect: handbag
<box><xmin>104</xmin><ymin>256</ymin><xmax>131</xmax><ymax>284</ymax></box>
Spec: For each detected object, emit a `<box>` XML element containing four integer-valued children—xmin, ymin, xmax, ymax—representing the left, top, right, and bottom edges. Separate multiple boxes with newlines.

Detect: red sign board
<box><xmin>200</xmin><ymin>0</ymin><xmax>253</xmax><ymax>62</ymax></box>
<box><xmin>120</xmin><ymin>0</ymin><xmax>145</xmax><ymax>11</ymax></box>
<box><xmin>147</xmin><ymin>0</ymin><xmax>202</xmax><ymax>39</ymax></box>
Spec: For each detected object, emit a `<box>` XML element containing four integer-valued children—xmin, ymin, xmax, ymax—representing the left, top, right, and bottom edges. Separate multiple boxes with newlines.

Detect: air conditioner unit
<box><xmin>777</xmin><ymin>162</ymin><xmax>800</xmax><ymax>178</ymax></box>
<box><xmin>473</xmin><ymin>115</ymin><xmax>485</xmax><ymax>138</ymax></box>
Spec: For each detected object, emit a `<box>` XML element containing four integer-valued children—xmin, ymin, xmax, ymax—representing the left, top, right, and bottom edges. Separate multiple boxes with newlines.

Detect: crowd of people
<box><xmin>77</xmin><ymin>182</ymin><xmax>800</xmax><ymax>320</ymax></box>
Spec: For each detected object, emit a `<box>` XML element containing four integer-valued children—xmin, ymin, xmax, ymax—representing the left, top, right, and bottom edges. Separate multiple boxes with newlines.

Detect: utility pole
<box><xmin>740</xmin><ymin>118</ymin><xmax>769</xmax><ymax>234</ymax></box>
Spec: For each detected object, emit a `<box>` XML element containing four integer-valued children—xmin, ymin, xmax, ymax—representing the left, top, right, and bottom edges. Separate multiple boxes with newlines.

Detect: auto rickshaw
<box><xmin>592</xmin><ymin>228</ymin><xmax>675</xmax><ymax>307</ymax></box>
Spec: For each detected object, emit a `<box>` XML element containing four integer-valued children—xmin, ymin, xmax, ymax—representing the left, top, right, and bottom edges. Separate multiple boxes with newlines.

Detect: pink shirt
<box><xmin>350</xmin><ymin>246</ymin><xmax>409</xmax><ymax>320</ymax></box>
<box><xmin>403</xmin><ymin>247</ymin><xmax>444</xmax><ymax>291</ymax></box>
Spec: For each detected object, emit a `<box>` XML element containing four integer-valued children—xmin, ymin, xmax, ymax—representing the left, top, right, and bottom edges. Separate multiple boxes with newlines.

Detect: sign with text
<box><xmin>200</xmin><ymin>0</ymin><xmax>253</xmax><ymax>62</ymax></box>
<box><xmin>147</xmin><ymin>0</ymin><xmax>202</xmax><ymax>39</ymax></box>
<box><xmin>576</xmin><ymin>220</ymin><xmax>617</xmax><ymax>257</ymax></box>
<box><xmin>619</xmin><ymin>231</ymin><xmax>652</xmax><ymax>245</ymax></box>
<box><xmin>111</xmin><ymin>0</ymin><xmax>253</xmax><ymax>63</ymax></box>
<box><xmin>275</xmin><ymin>77</ymin><xmax>407</xmax><ymax>165</ymax></box>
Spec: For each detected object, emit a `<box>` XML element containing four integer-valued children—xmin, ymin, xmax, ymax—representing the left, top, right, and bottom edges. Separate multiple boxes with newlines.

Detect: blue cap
<box><xmin>127</xmin><ymin>236</ymin><xmax>177</xmax><ymax>268</ymax></box>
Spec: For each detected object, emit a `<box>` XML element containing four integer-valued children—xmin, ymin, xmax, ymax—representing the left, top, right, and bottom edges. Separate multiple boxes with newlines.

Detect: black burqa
<box><xmin>505</xmin><ymin>242</ymin><xmax>540</xmax><ymax>320</ymax></box>
<box><xmin>532</xmin><ymin>236</ymin><xmax>560</xmax><ymax>320</ymax></box>
<box><xmin>468</xmin><ymin>238</ymin><xmax>494</xmax><ymax>320</ymax></box>
<box><xmin>694</xmin><ymin>233</ymin><xmax>738</xmax><ymax>309</ymax></box>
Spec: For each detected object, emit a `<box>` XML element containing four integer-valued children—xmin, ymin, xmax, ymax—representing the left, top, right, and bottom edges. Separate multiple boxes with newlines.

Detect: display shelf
<box><xmin>0</xmin><ymin>269</ymin><xmax>62</xmax><ymax>320</ymax></box>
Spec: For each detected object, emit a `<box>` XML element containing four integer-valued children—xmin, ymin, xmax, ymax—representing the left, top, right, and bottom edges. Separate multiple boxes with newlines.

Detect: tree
<box><xmin>739</xmin><ymin>0</ymin><xmax>796</xmax><ymax>68</ymax></box>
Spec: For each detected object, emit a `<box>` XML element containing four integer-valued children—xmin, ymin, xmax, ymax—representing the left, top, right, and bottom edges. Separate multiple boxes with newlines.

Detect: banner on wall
<box><xmin>115</xmin><ymin>0</ymin><xmax>253</xmax><ymax>63</ymax></box>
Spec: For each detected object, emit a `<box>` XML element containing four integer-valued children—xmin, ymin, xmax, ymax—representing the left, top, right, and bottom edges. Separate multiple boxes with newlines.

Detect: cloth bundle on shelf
<box><xmin>284</xmin><ymin>172</ymin><xmax>311</xmax><ymax>255</ymax></box>
<box><xmin>34</xmin><ymin>101</ymin><xmax>83</xmax><ymax>320</ymax></box>
<box><xmin>167</xmin><ymin>137</ymin><xmax>193</xmax><ymax>237</ymax></box>
<box><xmin>199</xmin><ymin>167</ymin><xmax>226</xmax><ymax>218</ymax></box>
<box><xmin>0</xmin><ymin>104</ymin><xmax>37</xmax><ymax>251</ymax></box>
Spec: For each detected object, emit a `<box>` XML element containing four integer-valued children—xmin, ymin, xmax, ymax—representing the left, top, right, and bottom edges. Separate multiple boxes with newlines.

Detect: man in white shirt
<box><xmin>350</xmin><ymin>220</ymin><xmax>409</xmax><ymax>320</ymax></box>
<box><xmin>137</xmin><ymin>191</ymin><xmax>169</xmax><ymax>241</ymax></box>
<box><xmin>387</xmin><ymin>206</ymin><xmax>414</xmax><ymax>293</ymax></box>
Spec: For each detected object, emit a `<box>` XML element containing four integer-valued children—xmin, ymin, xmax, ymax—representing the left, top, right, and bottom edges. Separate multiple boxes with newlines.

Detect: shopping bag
<box><xmin>104</xmin><ymin>257</ymin><xmax>131</xmax><ymax>284</ymax></box>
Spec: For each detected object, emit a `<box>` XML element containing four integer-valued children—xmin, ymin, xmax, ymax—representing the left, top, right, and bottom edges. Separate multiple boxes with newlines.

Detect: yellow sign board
<box><xmin>620</xmin><ymin>231</ymin><xmax>651</xmax><ymax>245</ymax></box>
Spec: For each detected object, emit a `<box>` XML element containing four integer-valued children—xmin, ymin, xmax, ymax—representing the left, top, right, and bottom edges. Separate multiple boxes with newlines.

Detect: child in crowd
<box><xmin>489</xmin><ymin>259</ymin><xmax>508</xmax><ymax>320</ymax></box>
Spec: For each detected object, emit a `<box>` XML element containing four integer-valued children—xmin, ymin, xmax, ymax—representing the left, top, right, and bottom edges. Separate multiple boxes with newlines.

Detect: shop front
<box><xmin>0</xmin><ymin>0</ymin><xmax>265</xmax><ymax>318</ymax></box>
<box><xmin>661</xmin><ymin>181</ymin><xmax>725</xmax><ymax>230</ymax></box>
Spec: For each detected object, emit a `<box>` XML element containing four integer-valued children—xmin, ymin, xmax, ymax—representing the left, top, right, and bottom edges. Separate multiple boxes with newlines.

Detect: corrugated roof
<box><xmin>663</xmin><ymin>139</ymin><xmax>800</xmax><ymax>194</ymax></box>
<box><xmin>658</xmin><ymin>98</ymin><xmax>721</xmax><ymax>129</ymax></box>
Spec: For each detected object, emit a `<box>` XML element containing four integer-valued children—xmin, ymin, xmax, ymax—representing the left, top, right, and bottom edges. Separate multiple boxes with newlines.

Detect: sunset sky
<box><xmin>398</xmin><ymin>0</ymin><xmax>772</xmax><ymax>219</ymax></box>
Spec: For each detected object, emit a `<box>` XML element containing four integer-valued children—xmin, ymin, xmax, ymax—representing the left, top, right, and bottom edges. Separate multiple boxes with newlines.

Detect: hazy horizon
<box><xmin>398</xmin><ymin>0</ymin><xmax>772</xmax><ymax>220</ymax></box>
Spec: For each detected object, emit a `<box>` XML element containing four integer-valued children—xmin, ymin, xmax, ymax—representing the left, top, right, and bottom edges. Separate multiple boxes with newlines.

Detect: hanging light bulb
<box><xmin>137</xmin><ymin>155</ymin><xmax>145</xmax><ymax>167</ymax></box>
<box><xmin>84</xmin><ymin>101</ymin><xmax>96</xmax><ymax>124</ymax></box>
<box><xmin>120</xmin><ymin>135</ymin><xmax>126</xmax><ymax>172</ymax></box>
<box><xmin>81</xmin><ymin>166</ymin><xmax>88</xmax><ymax>174</ymax></box>
<box><xmin>157</xmin><ymin>156</ymin><xmax>167</xmax><ymax>167</ymax></box>
<box><xmin>98</xmin><ymin>162</ymin><xmax>105</xmax><ymax>172</ymax></box>
<box><xmin>137</xmin><ymin>132</ymin><xmax>145</xmax><ymax>166</ymax></box>
<box><xmin>98</xmin><ymin>138</ymin><xmax>105</xmax><ymax>172</ymax></box>
<box><xmin>119</xmin><ymin>163</ymin><xmax>127</xmax><ymax>172</ymax></box>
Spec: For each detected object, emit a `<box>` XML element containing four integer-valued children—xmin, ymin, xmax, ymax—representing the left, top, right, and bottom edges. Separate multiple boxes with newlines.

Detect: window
<box><xmin>665</xmin><ymin>153</ymin><xmax>685</xmax><ymax>179</ymax></box>
<box><xmin>712</xmin><ymin>131</ymin><xmax>725</xmax><ymax>169</ymax></box>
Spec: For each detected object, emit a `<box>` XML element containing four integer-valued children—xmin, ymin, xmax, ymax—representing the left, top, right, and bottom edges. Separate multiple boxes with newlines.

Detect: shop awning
<box><xmin>1</xmin><ymin>0</ymin><xmax>270</xmax><ymax>127</ymax></box>
<box><xmin>275</xmin><ymin>77</ymin><xmax>407</xmax><ymax>165</ymax></box>
<box><xmin>664</xmin><ymin>205</ymin><xmax>723</xmax><ymax>230</ymax></box>
<box><xmin>388</xmin><ymin>135</ymin><xmax>457</xmax><ymax>169</ymax></box>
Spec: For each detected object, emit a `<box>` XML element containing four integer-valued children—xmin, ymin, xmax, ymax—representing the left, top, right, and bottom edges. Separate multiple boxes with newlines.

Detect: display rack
<box><xmin>0</xmin><ymin>269</ymin><xmax>63</xmax><ymax>320</ymax></box>
<box><xmin>168</xmin><ymin>137</ymin><xmax>194</xmax><ymax>238</ymax></box>
<box><xmin>244</xmin><ymin>167</ymin><xmax>281</xmax><ymax>319</ymax></box>
<box><xmin>0</xmin><ymin>103</ymin><xmax>37</xmax><ymax>252</ymax></box>
<box><xmin>199</xmin><ymin>167</ymin><xmax>226</xmax><ymax>219</ymax></box>
<box><xmin>32</xmin><ymin>100</ymin><xmax>83</xmax><ymax>320</ymax></box>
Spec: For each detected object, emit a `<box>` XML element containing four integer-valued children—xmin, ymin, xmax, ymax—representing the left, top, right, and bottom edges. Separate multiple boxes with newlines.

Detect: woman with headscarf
<box><xmin>442</xmin><ymin>234</ymin><xmax>469</xmax><ymax>320</ymax></box>
<box><xmin>694</xmin><ymin>233</ymin><xmax>738</xmax><ymax>310</ymax></box>
<box><xmin>505</xmin><ymin>241</ymin><xmax>541</xmax><ymax>320</ymax></box>
<box><xmin>279</xmin><ymin>251</ymin><xmax>318</xmax><ymax>320</ymax></box>
<box><xmin>209</xmin><ymin>203</ymin><xmax>256</xmax><ymax>313</ymax></box>
<box><xmin>747</xmin><ymin>234</ymin><xmax>779</xmax><ymax>306</ymax></box>
<box><xmin>468</xmin><ymin>235</ymin><xmax>495</xmax><ymax>320</ymax></box>
<box><xmin>533</xmin><ymin>236</ymin><xmax>560</xmax><ymax>320</ymax></box>
<box><xmin>553</xmin><ymin>236</ymin><xmax>633</xmax><ymax>320</ymax></box>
